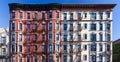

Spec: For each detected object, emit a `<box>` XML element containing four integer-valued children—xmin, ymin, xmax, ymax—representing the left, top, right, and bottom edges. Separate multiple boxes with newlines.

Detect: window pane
<box><xmin>63</xmin><ymin>13</ymin><xmax>67</xmax><ymax>20</ymax></box>
<box><xmin>27</xmin><ymin>13</ymin><xmax>30</xmax><ymax>19</ymax></box>
<box><xmin>12</xmin><ymin>12</ymin><xmax>15</xmax><ymax>19</ymax></box>
<box><xmin>20</xmin><ymin>12</ymin><xmax>22</xmax><ymax>19</ymax></box>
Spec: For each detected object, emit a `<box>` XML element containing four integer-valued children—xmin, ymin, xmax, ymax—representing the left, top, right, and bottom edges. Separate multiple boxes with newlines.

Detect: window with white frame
<box><xmin>99</xmin><ymin>12</ymin><xmax>103</xmax><ymax>20</ymax></box>
<box><xmin>91</xmin><ymin>13</ymin><xmax>96</xmax><ymax>20</ymax></box>
<box><xmin>2</xmin><ymin>48</ymin><xmax>6</xmax><ymax>55</ymax></box>
<box><xmin>78</xmin><ymin>34</ymin><xmax>81</xmax><ymax>41</ymax></box>
<box><xmin>78</xmin><ymin>45</ymin><xmax>81</xmax><ymax>51</ymax></box>
<box><xmin>56</xmin><ymin>23</ymin><xmax>59</xmax><ymax>30</ymax></box>
<box><xmin>12</xmin><ymin>44</ymin><xmax>15</xmax><ymax>53</ymax></box>
<box><xmin>49</xmin><ymin>33</ymin><xmax>52</xmax><ymax>41</ymax></box>
<box><xmin>107</xmin><ymin>34</ymin><xmax>111</xmax><ymax>41</ymax></box>
<box><xmin>83</xmin><ymin>45</ymin><xmax>87</xmax><ymax>50</ymax></box>
<box><xmin>42</xmin><ymin>45</ymin><xmax>45</xmax><ymax>52</ymax></box>
<box><xmin>99</xmin><ymin>34</ymin><xmax>103</xmax><ymax>41</ymax></box>
<box><xmin>56</xmin><ymin>33</ymin><xmax>59</xmax><ymax>41</ymax></box>
<box><xmin>19</xmin><ymin>45</ymin><xmax>22</xmax><ymax>52</ymax></box>
<box><xmin>19</xmin><ymin>23</ymin><xmax>22</xmax><ymax>30</ymax></box>
<box><xmin>99</xmin><ymin>44</ymin><xmax>103</xmax><ymax>51</ymax></box>
<box><xmin>12</xmin><ymin>33</ymin><xmax>15</xmax><ymax>41</ymax></box>
<box><xmin>49</xmin><ymin>56</ymin><xmax>53</xmax><ymax>62</ymax></box>
<box><xmin>63</xmin><ymin>45</ymin><xmax>67</xmax><ymax>52</ymax></box>
<box><xmin>48</xmin><ymin>12</ymin><xmax>52</xmax><ymax>19</ymax></box>
<box><xmin>77</xmin><ymin>56</ymin><xmax>81</xmax><ymax>62</ymax></box>
<box><xmin>84</xmin><ymin>13</ymin><xmax>87</xmax><ymax>19</ymax></box>
<box><xmin>11</xmin><ymin>12</ymin><xmax>15</xmax><ymax>19</ymax></box>
<box><xmin>63</xmin><ymin>24</ymin><xmax>67</xmax><ymax>31</ymax></box>
<box><xmin>49</xmin><ymin>44</ymin><xmax>52</xmax><ymax>52</ymax></box>
<box><xmin>63</xmin><ymin>34</ymin><xmax>67</xmax><ymax>41</ymax></box>
<box><xmin>56</xmin><ymin>12</ymin><xmax>59</xmax><ymax>19</ymax></box>
<box><xmin>11</xmin><ymin>23</ymin><xmax>15</xmax><ymax>30</ymax></box>
<box><xmin>1</xmin><ymin>37</ymin><xmax>6</xmax><ymax>44</ymax></box>
<box><xmin>63</xmin><ymin>13</ymin><xmax>67</xmax><ymax>20</ymax></box>
<box><xmin>19</xmin><ymin>34</ymin><xmax>22</xmax><ymax>41</ymax></box>
<box><xmin>27</xmin><ymin>12</ymin><xmax>30</xmax><ymax>19</ymax></box>
<box><xmin>99</xmin><ymin>23</ymin><xmax>103</xmax><ymax>30</ymax></box>
<box><xmin>34</xmin><ymin>13</ymin><xmax>38</xmax><ymax>19</ymax></box>
<box><xmin>90</xmin><ymin>55</ymin><xmax>96</xmax><ymax>62</ymax></box>
<box><xmin>83</xmin><ymin>55</ymin><xmax>87</xmax><ymax>61</ymax></box>
<box><xmin>55</xmin><ymin>44</ymin><xmax>59</xmax><ymax>52</ymax></box>
<box><xmin>99</xmin><ymin>55</ymin><xmax>102</xmax><ymax>62</ymax></box>
<box><xmin>27</xmin><ymin>23</ymin><xmax>30</xmax><ymax>30</ymax></box>
<box><xmin>63</xmin><ymin>56</ymin><xmax>67</xmax><ymax>62</ymax></box>
<box><xmin>106</xmin><ymin>12</ymin><xmax>110</xmax><ymax>18</ymax></box>
<box><xmin>49</xmin><ymin>23</ymin><xmax>52</xmax><ymax>30</ymax></box>
<box><xmin>27</xmin><ymin>34</ymin><xmax>30</xmax><ymax>41</ymax></box>
<box><xmin>19</xmin><ymin>12</ymin><xmax>23</xmax><ymax>19</ymax></box>
<box><xmin>70</xmin><ymin>55</ymin><xmax>73</xmax><ymax>62</ymax></box>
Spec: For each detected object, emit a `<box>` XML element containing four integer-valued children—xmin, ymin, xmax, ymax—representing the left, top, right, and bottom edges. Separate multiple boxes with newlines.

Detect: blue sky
<box><xmin>0</xmin><ymin>0</ymin><xmax>119</xmax><ymax>41</ymax></box>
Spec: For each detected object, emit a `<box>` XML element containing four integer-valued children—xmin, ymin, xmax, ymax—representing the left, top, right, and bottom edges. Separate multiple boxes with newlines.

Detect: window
<box><xmin>42</xmin><ymin>45</ymin><xmax>45</xmax><ymax>52</ymax></box>
<box><xmin>77</xmin><ymin>13</ymin><xmax>81</xmax><ymax>19</ymax></box>
<box><xmin>63</xmin><ymin>35</ymin><xmax>67</xmax><ymax>41</ymax></box>
<box><xmin>19</xmin><ymin>56</ymin><xmax>22</xmax><ymax>62</ymax></box>
<box><xmin>49</xmin><ymin>56</ymin><xmax>53</xmax><ymax>62</ymax></box>
<box><xmin>27</xmin><ymin>12</ymin><xmax>30</xmax><ymax>19</ymax></box>
<box><xmin>99</xmin><ymin>44</ymin><xmax>102</xmax><ymax>51</ymax></box>
<box><xmin>84</xmin><ymin>13</ymin><xmax>87</xmax><ymax>18</ymax></box>
<box><xmin>34</xmin><ymin>45</ymin><xmax>37</xmax><ymax>52</ymax></box>
<box><xmin>42</xmin><ymin>13</ymin><xmax>45</xmax><ymax>19</ymax></box>
<box><xmin>12</xmin><ymin>23</ymin><xmax>15</xmax><ymax>30</ymax></box>
<box><xmin>27</xmin><ymin>34</ymin><xmax>30</xmax><ymax>41</ymax></box>
<box><xmin>77</xmin><ymin>56</ymin><xmax>81</xmax><ymax>62</ymax></box>
<box><xmin>56</xmin><ymin>56</ymin><xmax>59</xmax><ymax>62</ymax></box>
<box><xmin>49</xmin><ymin>23</ymin><xmax>52</xmax><ymax>30</ymax></box>
<box><xmin>70</xmin><ymin>45</ymin><xmax>73</xmax><ymax>51</ymax></box>
<box><xmin>70</xmin><ymin>23</ymin><xmax>73</xmax><ymax>29</ymax></box>
<box><xmin>70</xmin><ymin>55</ymin><xmax>73</xmax><ymax>62</ymax></box>
<box><xmin>48</xmin><ymin>12</ymin><xmax>52</xmax><ymax>19</ymax></box>
<box><xmin>99</xmin><ymin>34</ymin><xmax>103</xmax><ymax>41</ymax></box>
<box><xmin>56</xmin><ymin>12</ymin><xmax>59</xmax><ymax>19</ymax></box>
<box><xmin>1</xmin><ymin>37</ymin><xmax>6</xmax><ymax>44</ymax></box>
<box><xmin>83</xmin><ymin>55</ymin><xmax>87</xmax><ymax>60</ymax></box>
<box><xmin>63</xmin><ymin>45</ymin><xmax>67</xmax><ymax>52</ymax></box>
<box><xmin>42</xmin><ymin>56</ymin><xmax>45</xmax><ymax>62</ymax></box>
<box><xmin>12</xmin><ymin>56</ymin><xmax>15</xmax><ymax>62</ymax></box>
<box><xmin>100</xmin><ymin>23</ymin><xmax>103</xmax><ymax>30</ymax></box>
<box><xmin>107</xmin><ymin>56</ymin><xmax>110</xmax><ymax>62</ymax></box>
<box><xmin>56</xmin><ymin>34</ymin><xmax>59</xmax><ymax>41</ymax></box>
<box><xmin>2</xmin><ymin>48</ymin><xmax>6</xmax><ymax>55</ymax></box>
<box><xmin>34</xmin><ymin>23</ymin><xmax>37</xmax><ymax>30</ymax></box>
<box><xmin>42</xmin><ymin>24</ymin><xmax>45</xmax><ymax>30</ymax></box>
<box><xmin>99</xmin><ymin>55</ymin><xmax>102</xmax><ymax>62</ymax></box>
<box><xmin>49</xmin><ymin>33</ymin><xmax>52</xmax><ymax>41</ymax></box>
<box><xmin>19</xmin><ymin>23</ymin><xmax>22</xmax><ymax>30</ymax></box>
<box><xmin>19</xmin><ymin>12</ymin><xmax>22</xmax><ymax>19</ymax></box>
<box><xmin>27</xmin><ymin>23</ymin><xmax>30</xmax><ymax>30</ymax></box>
<box><xmin>19</xmin><ymin>45</ymin><xmax>22</xmax><ymax>52</ymax></box>
<box><xmin>56</xmin><ymin>23</ymin><xmax>59</xmax><ymax>30</ymax></box>
<box><xmin>63</xmin><ymin>24</ymin><xmax>67</xmax><ymax>30</ymax></box>
<box><xmin>19</xmin><ymin>34</ymin><xmax>22</xmax><ymax>41</ymax></box>
<box><xmin>91</xmin><ymin>44</ymin><xmax>96</xmax><ymax>51</ymax></box>
<box><xmin>55</xmin><ymin>44</ymin><xmax>59</xmax><ymax>52</ymax></box>
<box><xmin>12</xmin><ymin>45</ymin><xmax>15</xmax><ymax>53</ymax></box>
<box><xmin>91</xmin><ymin>13</ymin><xmax>96</xmax><ymax>20</ymax></box>
<box><xmin>27</xmin><ymin>45</ymin><xmax>30</xmax><ymax>52</ymax></box>
<box><xmin>33</xmin><ymin>56</ymin><xmax>37</xmax><ymax>62</ymax></box>
<box><xmin>70</xmin><ymin>13</ymin><xmax>73</xmax><ymax>19</ymax></box>
<box><xmin>12</xmin><ymin>12</ymin><xmax>15</xmax><ymax>19</ymax></box>
<box><xmin>70</xmin><ymin>34</ymin><xmax>73</xmax><ymax>40</ymax></box>
<box><xmin>91</xmin><ymin>24</ymin><xmax>96</xmax><ymax>30</ymax></box>
<box><xmin>78</xmin><ymin>24</ymin><xmax>81</xmax><ymax>30</ymax></box>
<box><xmin>42</xmin><ymin>34</ymin><xmax>45</xmax><ymax>41</ymax></box>
<box><xmin>49</xmin><ymin>44</ymin><xmax>52</xmax><ymax>52</ymax></box>
<box><xmin>26</xmin><ymin>56</ymin><xmax>30</xmax><ymax>62</ymax></box>
<box><xmin>12</xmin><ymin>34</ymin><xmax>15</xmax><ymax>41</ymax></box>
<box><xmin>34</xmin><ymin>34</ymin><xmax>37</xmax><ymax>41</ymax></box>
<box><xmin>107</xmin><ymin>45</ymin><xmax>110</xmax><ymax>51</ymax></box>
<box><xmin>107</xmin><ymin>34</ymin><xmax>111</xmax><ymax>41</ymax></box>
<box><xmin>106</xmin><ymin>12</ymin><xmax>110</xmax><ymax>18</ymax></box>
<box><xmin>84</xmin><ymin>23</ymin><xmax>87</xmax><ymax>29</ymax></box>
<box><xmin>90</xmin><ymin>55</ymin><xmax>96</xmax><ymax>62</ymax></box>
<box><xmin>63</xmin><ymin>13</ymin><xmax>67</xmax><ymax>20</ymax></box>
<box><xmin>99</xmin><ymin>12</ymin><xmax>103</xmax><ymax>20</ymax></box>
<box><xmin>107</xmin><ymin>24</ymin><xmax>110</xmax><ymax>31</ymax></box>
<box><xmin>90</xmin><ymin>34</ymin><xmax>96</xmax><ymax>41</ymax></box>
<box><xmin>83</xmin><ymin>45</ymin><xmax>87</xmax><ymax>50</ymax></box>
<box><xmin>78</xmin><ymin>35</ymin><xmax>81</xmax><ymax>41</ymax></box>
<box><xmin>78</xmin><ymin>45</ymin><xmax>81</xmax><ymax>51</ymax></box>
<box><xmin>34</xmin><ymin>13</ymin><xmax>38</xmax><ymax>19</ymax></box>
<box><xmin>63</xmin><ymin>56</ymin><xmax>67</xmax><ymax>62</ymax></box>
<box><xmin>84</xmin><ymin>34</ymin><xmax>87</xmax><ymax>39</ymax></box>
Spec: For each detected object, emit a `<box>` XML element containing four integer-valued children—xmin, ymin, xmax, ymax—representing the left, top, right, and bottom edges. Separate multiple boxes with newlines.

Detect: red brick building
<box><xmin>9</xmin><ymin>3</ymin><xmax>115</xmax><ymax>62</ymax></box>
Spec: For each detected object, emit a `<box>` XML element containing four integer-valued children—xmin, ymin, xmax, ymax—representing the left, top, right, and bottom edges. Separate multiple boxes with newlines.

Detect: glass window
<box><xmin>63</xmin><ymin>13</ymin><xmax>67</xmax><ymax>20</ymax></box>
<box><xmin>63</xmin><ymin>45</ymin><xmax>67</xmax><ymax>51</ymax></box>
<box><xmin>42</xmin><ymin>13</ymin><xmax>45</xmax><ymax>19</ymax></box>
<box><xmin>34</xmin><ymin>34</ymin><xmax>37</xmax><ymax>41</ymax></box>
<box><xmin>70</xmin><ymin>45</ymin><xmax>73</xmax><ymax>50</ymax></box>
<box><xmin>56</xmin><ymin>12</ymin><xmax>59</xmax><ymax>19</ymax></box>
<box><xmin>12</xmin><ymin>12</ymin><xmax>15</xmax><ymax>19</ymax></box>
<box><xmin>91</xmin><ymin>13</ymin><xmax>96</xmax><ymax>20</ymax></box>
<box><xmin>91</xmin><ymin>24</ymin><xmax>96</xmax><ymax>30</ymax></box>
<box><xmin>99</xmin><ymin>44</ymin><xmax>102</xmax><ymax>51</ymax></box>
<box><xmin>90</xmin><ymin>34</ymin><xmax>96</xmax><ymax>41</ymax></box>
<box><xmin>19</xmin><ymin>56</ymin><xmax>22</xmax><ymax>62</ymax></box>
<box><xmin>19</xmin><ymin>23</ymin><xmax>22</xmax><ymax>30</ymax></box>
<box><xmin>99</xmin><ymin>12</ymin><xmax>103</xmax><ymax>20</ymax></box>
<box><xmin>84</xmin><ymin>45</ymin><xmax>87</xmax><ymax>50</ymax></box>
<box><xmin>19</xmin><ymin>34</ymin><xmax>22</xmax><ymax>41</ymax></box>
<box><xmin>63</xmin><ymin>24</ymin><xmax>67</xmax><ymax>30</ymax></box>
<box><xmin>27</xmin><ymin>45</ymin><xmax>30</xmax><ymax>52</ymax></box>
<box><xmin>77</xmin><ymin>56</ymin><xmax>81</xmax><ymax>62</ymax></box>
<box><xmin>84</xmin><ymin>34</ymin><xmax>87</xmax><ymax>39</ymax></box>
<box><xmin>56</xmin><ymin>34</ymin><xmax>59</xmax><ymax>41</ymax></box>
<box><xmin>63</xmin><ymin>56</ymin><xmax>67</xmax><ymax>62</ymax></box>
<box><xmin>99</xmin><ymin>55</ymin><xmax>102</xmax><ymax>62</ymax></box>
<box><xmin>90</xmin><ymin>55</ymin><xmax>96</xmax><ymax>62</ymax></box>
<box><xmin>78</xmin><ymin>24</ymin><xmax>81</xmax><ymax>30</ymax></box>
<box><xmin>63</xmin><ymin>35</ymin><xmax>67</xmax><ymax>41</ymax></box>
<box><xmin>77</xmin><ymin>13</ymin><xmax>81</xmax><ymax>19</ymax></box>
<box><xmin>2</xmin><ymin>48</ymin><xmax>6</xmax><ymax>55</ymax></box>
<box><xmin>1</xmin><ymin>37</ymin><xmax>6</xmax><ymax>44</ymax></box>
<box><xmin>107</xmin><ymin>45</ymin><xmax>110</xmax><ymax>51</ymax></box>
<box><xmin>70</xmin><ymin>55</ymin><xmax>73</xmax><ymax>62</ymax></box>
<box><xmin>27</xmin><ymin>23</ymin><xmax>30</xmax><ymax>30</ymax></box>
<box><xmin>19</xmin><ymin>12</ymin><xmax>22</xmax><ymax>19</ymax></box>
<box><xmin>56</xmin><ymin>23</ymin><xmax>59</xmax><ymax>30</ymax></box>
<box><xmin>26</xmin><ymin>56</ymin><xmax>30</xmax><ymax>62</ymax></box>
<box><xmin>34</xmin><ymin>45</ymin><xmax>37</xmax><ymax>52</ymax></box>
<box><xmin>34</xmin><ymin>56</ymin><xmax>37</xmax><ymax>62</ymax></box>
<box><xmin>78</xmin><ymin>45</ymin><xmax>81</xmax><ymax>51</ymax></box>
<box><xmin>48</xmin><ymin>12</ymin><xmax>52</xmax><ymax>19</ymax></box>
<box><xmin>12</xmin><ymin>45</ymin><xmax>15</xmax><ymax>52</ymax></box>
<box><xmin>42</xmin><ymin>56</ymin><xmax>45</xmax><ymax>62</ymax></box>
<box><xmin>12</xmin><ymin>34</ymin><xmax>15</xmax><ymax>41</ymax></box>
<box><xmin>49</xmin><ymin>33</ymin><xmax>52</xmax><ymax>41</ymax></box>
<box><xmin>19</xmin><ymin>45</ymin><xmax>22</xmax><ymax>52</ymax></box>
<box><xmin>34</xmin><ymin>23</ymin><xmax>37</xmax><ymax>30</ymax></box>
<box><xmin>107</xmin><ymin>34</ymin><xmax>111</xmax><ymax>41</ymax></box>
<box><xmin>55</xmin><ymin>44</ymin><xmax>59</xmax><ymax>52</ymax></box>
<box><xmin>84</xmin><ymin>23</ymin><xmax>87</xmax><ymax>29</ymax></box>
<box><xmin>106</xmin><ymin>12</ymin><xmax>110</xmax><ymax>18</ymax></box>
<box><xmin>42</xmin><ymin>45</ymin><xmax>45</xmax><ymax>52</ymax></box>
<box><xmin>34</xmin><ymin>13</ymin><xmax>38</xmax><ymax>19</ymax></box>
<box><xmin>70</xmin><ymin>34</ymin><xmax>73</xmax><ymax>40</ymax></box>
<box><xmin>99</xmin><ymin>34</ymin><xmax>103</xmax><ymax>41</ymax></box>
<box><xmin>49</xmin><ymin>23</ymin><xmax>52</xmax><ymax>30</ymax></box>
<box><xmin>56</xmin><ymin>56</ymin><xmax>59</xmax><ymax>62</ymax></box>
<box><xmin>83</xmin><ymin>55</ymin><xmax>87</xmax><ymax>60</ymax></box>
<box><xmin>70</xmin><ymin>13</ymin><xmax>73</xmax><ymax>19</ymax></box>
<box><xmin>100</xmin><ymin>23</ymin><xmax>103</xmax><ymax>30</ymax></box>
<box><xmin>91</xmin><ymin>44</ymin><xmax>96</xmax><ymax>51</ymax></box>
<box><xmin>84</xmin><ymin>13</ymin><xmax>87</xmax><ymax>18</ymax></box>
<box><xmin>107</xmin><ymin>24</ymin><xmax>110</xmax><ymax>31</ymax></box>
<box><xmin>42</xmin><ymin>24</ymin><xmax>45</xmax><ymax>30</ymax></box>
<box><xmin>12</xmin><ymin>23</ymin><xmax>15</xmax><ymax>30</ymax></box>
<box><xmin>70</xmin><ymin>23</ymin><xmax>73</xmax><ymax>28</ymax></box>
<box><xmin>27</xmin><ymin>34</ymin><xmax>30</xmax><ymax>41</ymax></box>
<box><xmin>49</xmin><ymin>56</ymin><xmax>53</xmax><ymax>62</ymax></box>
<box><xmin>27</xmin><ymin>12</ymin><xmax>30</xmax><ymax>19</ymax></box>
<box><xmin>12</xmin><ymin>56</ymin><xmax>15</xmax><ymax>62</ymax></box>
<box><xmin>42</xmin><ymin>34</ymin><xmax>45</xmax><ymax>40</ymax></box>
<box><xmin>49</xmin><ymin>44</ymin><xmax>52</xmax><ymax>52</ymax></box>
<box><xmin>107</xmin><ymin>56</ymin><xmax>110</xmax><ymax>62</ymax></box>
<box><xmin>78</xmin><ymin>35</ymin><xmax>81</xmax><ymax>41</ymax></box>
